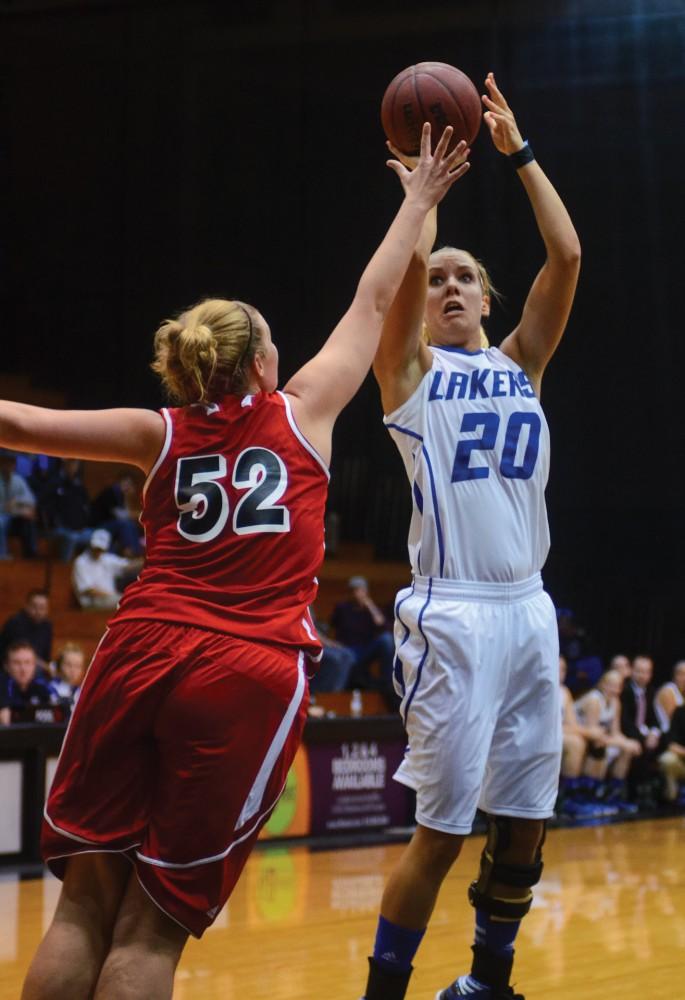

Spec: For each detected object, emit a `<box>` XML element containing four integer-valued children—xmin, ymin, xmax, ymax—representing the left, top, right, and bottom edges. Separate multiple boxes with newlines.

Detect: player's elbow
<box><xmin>359</xmin><ymin>288</ymin><xmax>392</xmax><ymax>327</ymax></box>
<box><xmin>558</xmin><ymin>233</ymin><xmax>581</xmax><ymax>269</ymax></box>
<box><xmin>354</xmin><ymin>272</ymin><xmax>402</xmax><ymax>326</ymax></box>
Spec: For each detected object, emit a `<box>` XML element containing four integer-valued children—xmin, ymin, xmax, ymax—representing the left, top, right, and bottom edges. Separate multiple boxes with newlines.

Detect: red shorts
<box><xmin>42</xmin><ymin>619</ymin><xmax>308</xmax><ymax>937</ymax></box>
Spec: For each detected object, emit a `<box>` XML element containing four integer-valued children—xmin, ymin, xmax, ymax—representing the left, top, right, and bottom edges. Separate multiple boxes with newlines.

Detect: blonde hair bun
<box><xmin>152</xmin><ymin>298</ymin><xmax>260</xmax><ymax>405</ymax></box>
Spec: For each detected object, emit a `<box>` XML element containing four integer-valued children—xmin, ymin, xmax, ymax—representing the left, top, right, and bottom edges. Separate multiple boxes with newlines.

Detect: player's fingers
<box><xmin>482</xmin><ymin>95</ymin><xmax>513</xmax><ymax>120</ymax></box>
<box><xmin>484</xmin><ymin>110</ymin><xmax>504</xmax><ymax>131</ymax></box>
<box><xmin>437</xmin><ymin>162</ymin><xmax>470</xmax><ymax>199</ymax></box>
<box><xmin>445</xmin><ymin>140</ymin><xmax>470</xmax><ymax>169</ymax></box>
<box><xmin>387</xmin><ymin>140</ymin><xmax>418</xmax><ymax>169</ymax></box>
<box><xmin>446</xmin><ymin>161</ymin><xmax>470</xmax><ymax>182</ymax></box>
<box><xmin>419</xmin><ymin>122</ymin><xmax>432</xmax><ymax>159</ymax></box>
<box><xmin>433</xmin><ymin>124</ymin><xmax>454</xmax><ymax>161</ymax></box>
<box><xmin>386</xmin><ymin>159</ymin><xmax>408</xmax><ymax>182</ymax></box>
<box><xmin>485</xmin><ymin>71</ymin><xmax>509</xmax><ymax>109</ymax></box>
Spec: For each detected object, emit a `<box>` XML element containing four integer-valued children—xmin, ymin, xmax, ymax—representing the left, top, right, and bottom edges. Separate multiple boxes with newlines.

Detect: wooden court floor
<box><xmin>1</xmin><ymin>816</ymin><xmax>683</xmax><ymax>999</ymax></box>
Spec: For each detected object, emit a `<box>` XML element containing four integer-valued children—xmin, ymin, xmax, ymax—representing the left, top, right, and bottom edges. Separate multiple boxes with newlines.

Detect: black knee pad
<box><xmin>467</xmin><ymin>815</ymin><xmax>545</xmax><ymax>920</ymax></box>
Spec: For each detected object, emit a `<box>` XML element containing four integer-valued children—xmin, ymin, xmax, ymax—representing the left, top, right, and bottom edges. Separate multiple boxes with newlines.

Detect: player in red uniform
<box><xmin>10</xmin><ymin>124</ymin><xmax>469</xmax><ymax>1000</ymax></box>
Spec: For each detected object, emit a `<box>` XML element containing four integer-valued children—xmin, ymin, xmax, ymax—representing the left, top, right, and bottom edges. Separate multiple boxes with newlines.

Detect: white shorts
<box><xmin>392</xmin><ymin>573</ymin><xmax>561</xmax><ymax>835</ymax></box>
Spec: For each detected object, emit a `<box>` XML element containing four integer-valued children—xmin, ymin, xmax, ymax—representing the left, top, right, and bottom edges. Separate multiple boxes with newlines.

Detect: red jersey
<box><xmin>114</xmin><ymin>391</ymin><xmax>328</xmax><ymax>656</ymax></box>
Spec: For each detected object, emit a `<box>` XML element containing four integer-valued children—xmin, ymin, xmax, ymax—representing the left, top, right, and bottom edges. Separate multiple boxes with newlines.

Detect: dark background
<box><xmin>1</xmin><ymin>0</ymin><xmax>684</xmax><ymax>672</ymax></box>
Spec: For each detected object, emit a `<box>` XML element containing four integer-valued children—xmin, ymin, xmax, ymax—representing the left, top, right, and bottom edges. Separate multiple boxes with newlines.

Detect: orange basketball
<box><xmin>381</xmin><ymin>61</ymin><xmax>482</xmax><ymax>155</ymax></box>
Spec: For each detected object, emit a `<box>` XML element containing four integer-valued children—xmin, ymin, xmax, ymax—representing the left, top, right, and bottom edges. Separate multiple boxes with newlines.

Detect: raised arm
<box><xmin>284</xmin><ymin>125</ymin><xmax>469</xmax><ymax>462</ymax></box>
<box><xmin>372</xmin><ymin>196</ymin><xmax>438</xmax><ymax>415</ymax></box>
<box><xmin>484</xmin><ymin>73</ymin><xmax>580</xmax><ymax>391</ymax></box>
<box><xmin>0</xmin><ymin>402</ymin><xmax>165</xmax><ymax>473</ymax></box>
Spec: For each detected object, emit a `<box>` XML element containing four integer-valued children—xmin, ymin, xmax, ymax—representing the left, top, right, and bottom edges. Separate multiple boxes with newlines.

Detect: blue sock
<box><xmin>560</xmin><ymin>775</ymin><xmax>581</xmax><ymax>798</ymax></box>
<box><xmin>459</xmin><ymin>910</ymin><xmax>521</xmax><ymax>993</ymax></box>
<box><xmin>581</xmin><ymin>775</ymin><xmax>600</xmax><ymax>799</ymax></box>
<box><xmin>373</xmin><ymin>915</ymin><xmax>425</xmax><ymax>972</ymax></box>
<box><xmin>474</xmin><ymin>908</ymin><xmax>520</xmax><ymax>957</ymax></box>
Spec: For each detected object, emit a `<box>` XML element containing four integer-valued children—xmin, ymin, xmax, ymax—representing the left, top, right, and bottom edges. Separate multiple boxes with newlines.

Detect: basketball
<box><xmin>381</xmin><ymin>62</ymin><xmax>482</xmax><ymax>156</ymax></box>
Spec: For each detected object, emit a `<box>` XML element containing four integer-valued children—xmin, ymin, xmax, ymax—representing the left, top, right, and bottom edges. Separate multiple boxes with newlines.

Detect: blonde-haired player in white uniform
<box><xmin>360</xmin><ymin>73</ymin><xmax>581</xmax><ymax>1000</ymax></box>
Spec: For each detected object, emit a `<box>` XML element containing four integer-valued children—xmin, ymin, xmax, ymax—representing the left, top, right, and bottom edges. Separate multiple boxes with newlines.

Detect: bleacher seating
<box><xmin>0</xmin><ymin>375</ymin><xmax>411</xmax><ymax>654</ymax></box>
<box><xmin>0</xmin><ymin>543</ymin><xmax>411</xmax><ymax>671</ymax></box>
<box><xmin>0</xmin><ymin>559</ymin><xmax>109</xmax><ymax>662</ymax></box>
<box><xmin>312</xmin><ymin>542</ymin><xmax>411</xmax><ymax>624</ymax></box>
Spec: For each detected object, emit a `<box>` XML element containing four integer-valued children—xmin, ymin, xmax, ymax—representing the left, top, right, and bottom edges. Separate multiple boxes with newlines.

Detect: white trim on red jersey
<box><xmin>278</xmin><ymin>391</ymin><xmax>330</xmax><ymax>478</ymax></box>
<box><xmin>132</xmin><ymin>654</ymin><xmax>306</xmax><ymax>870</ymax></box>
<box><xmin>233</xmin><ymin>652</ymin><xmax>306</xmax><ymax>829</ymax></box>
<box><xmin>143</xmin><ymin>407</ymin><xmax>173</xmax><ymax>500</ymax></box>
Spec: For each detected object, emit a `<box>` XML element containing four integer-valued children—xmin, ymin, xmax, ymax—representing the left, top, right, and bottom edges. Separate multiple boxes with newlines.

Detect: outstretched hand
<box><xmin>482</xmin><ymin>72</ymin><xmax>525</xmax><ymax>155</ymax></box>
<box><xmin>386</xmin><ymin>123</ymin><xmax>470</xmax><ymax>208</ymax></box>
<box><xmin>385</xmin><ymin>141</ymin><xmax>420</xmax><ymax>172</ymax></box>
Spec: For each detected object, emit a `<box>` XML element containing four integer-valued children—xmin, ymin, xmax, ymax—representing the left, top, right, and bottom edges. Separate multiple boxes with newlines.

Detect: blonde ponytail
<box><xmin>152</xmin><ymin>298</ymin><xmax>260</xmax><ymax>404</ymax></box>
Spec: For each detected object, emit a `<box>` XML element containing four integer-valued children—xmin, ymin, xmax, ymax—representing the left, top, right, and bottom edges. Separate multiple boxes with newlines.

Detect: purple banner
<box><xmin>308</xmin><ymin>738</ymin><xmax>411</xmax><ymax>835</ymax></box>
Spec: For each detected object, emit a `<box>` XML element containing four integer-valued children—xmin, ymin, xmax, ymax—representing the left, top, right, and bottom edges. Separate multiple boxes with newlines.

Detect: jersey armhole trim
<box><xmin>277</xmin><ymin>391</ymin><xmax>330</xmax><ymax>479</ymax></box>
<box><xmin>382</xmin><ymin>364</ymin><xmax>434</xmax><ymax>424</ymax></box>
<box><xmin>142</xmin><ymin>408</ymin><xmax>173</xmax><ymax>499</ymax></box>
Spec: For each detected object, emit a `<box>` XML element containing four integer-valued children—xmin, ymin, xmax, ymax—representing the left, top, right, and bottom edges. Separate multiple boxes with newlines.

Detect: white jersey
<box><xmin>385</xmin><ymin>345</ymin><xmax>550</xmax><ymax>583</ymax></box>
<box><xmin>655</xmin><ymin>682</ymin><xmax>684</xmax><ymax>732</ymax></box>
<box><xmin>575</xmin><ymin>689</ymin><xmax>614</xmax><ymax>733</ymax></box>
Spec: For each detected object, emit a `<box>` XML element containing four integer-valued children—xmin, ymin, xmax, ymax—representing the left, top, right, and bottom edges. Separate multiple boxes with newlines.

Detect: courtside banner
<box><xmin>260</xmin><ymin>745</ymin><xmax>311</xmax><ymax>839</ymax></box>
<box><xmin>307</xmin><ymin>738</ymin><xmax>410</xmax><ymax>835</ymax></box>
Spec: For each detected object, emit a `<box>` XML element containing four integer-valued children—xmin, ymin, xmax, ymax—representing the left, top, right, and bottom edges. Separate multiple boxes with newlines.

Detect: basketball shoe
<box><xmin>435</xmin><ymin>979</ymin><xmax>524</xmax><ymax>999</ymax></box>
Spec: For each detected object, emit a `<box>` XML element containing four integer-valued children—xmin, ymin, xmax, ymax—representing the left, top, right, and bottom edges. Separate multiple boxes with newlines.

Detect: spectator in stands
<box><xmin>657</xmin><ymin>704</ymin><xmax>685</xmax><ymax>804</ymax></box>
<box><xmin>25</xmin><ymin>454</ymin><xmax>61</xmax><ymax>532</ymax></box>
<box><xmin>90</xmin><ymin>471</ymin><xmax>143</xmax><ymax>556</ymax></box>
<box><xmin>575</xmin><ymin>668</ymin><xmax>642</xmax><ymax>812</ymax></box>
<box><xmin>46</xmin><ymin>458</ymin><xmax>93</xmax><ymax>562</ymax></box>
<box><xmin>609</xmin><ymin>653</ymin><xmax>632</xmax><ymax>682</ymax></box>
<box><xmin>330</xmin><ymin>575</ymin><xmax>395</xmax><ymax>707</ymax></box>
<box><xmin>15</xmin><ymin>452</ymin><xmax>55</xmax><ymax>480</ymax></box>
<box><xmin>0</xmin><ymin>448</ymin><xmax>38</xmax><ymax>558</ymax></box>
<box><xmin>0</xmin><ymin>640</ymin><xmax>52</xmax><ymax>724</ymax></box>
<box><xmin>309</xmin><ymin>612</ymin><xmax>355</xmax><ymax>694</ymax></box>
<box><xmin>620</xmin><ymin>654</ymin><xmax>663</xmax><ymax>807</ymax></box>
<box><xmin>655</xmin><ymin>660</ymin><xmax>685</xmax><ymax>732</ymax></box>
<box><xmin>0</xmin><ymin>589</ymin><xmax>53</xmax><ymax>673</ymax></box>
<box><xmin>49</xmin><ymin>642</ymin><xmax>86</xmax><ymax>710</ymax></box>
<box><xmin>72</xmin><ymin>528</ymin><xmax>142</xmax><ymax>610</ymax></box>
<box><xmin>620</xmin><ymin>655</ymin><xmax>661</xmax><ymax>748</ymax></box>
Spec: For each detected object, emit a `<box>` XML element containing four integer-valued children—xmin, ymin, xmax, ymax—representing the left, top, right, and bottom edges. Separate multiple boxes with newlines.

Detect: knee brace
<box><xmin>467</xmin><ymin>815</ymin><xmax>545</xmax><ymax>920</ymax></box>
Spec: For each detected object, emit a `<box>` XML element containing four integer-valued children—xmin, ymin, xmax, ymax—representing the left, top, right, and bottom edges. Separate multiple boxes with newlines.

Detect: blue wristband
<box><xmin>509</xmin><ymin>141</ymin><xmax>535</xmax><ymax>169</ymax></box>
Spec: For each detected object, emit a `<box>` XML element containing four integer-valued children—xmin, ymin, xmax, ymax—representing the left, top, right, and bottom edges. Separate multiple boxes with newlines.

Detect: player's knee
<box><xmin>110</xmin><ymin>879</ymin><xmax>188</xmax><ymax>957</ymax></box>
<box><xmin>60</xmin><ymin>853</ymin><xmax>131</xmax><ymax>933</ymax></box>
<box><xmin>414</xmin><ymin>824</ymin><xmax>464</xmax><ymax>871</ymax></box>
<box><xmin>467</xmin><ymin>815</ymin><xmax>545</xmax><ymax>920</ymax></box>
<box><xmin>507</xmin><ymin>817</ymin><xmax>546</xmax><ymax>858</ymax></box>
<box><xmin>563</xmin><ymin>732</ymin><xmax>586</xmax><ymax>757</ymax></box>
